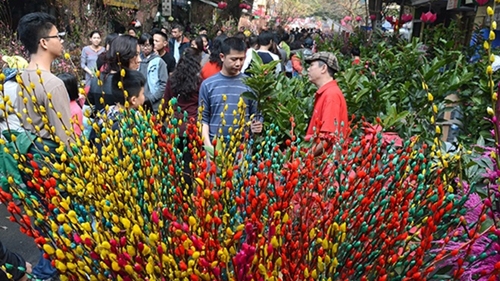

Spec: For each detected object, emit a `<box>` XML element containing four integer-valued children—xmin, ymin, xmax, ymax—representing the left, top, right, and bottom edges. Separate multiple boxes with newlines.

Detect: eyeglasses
<box><xmin>41</xmin><ymin>32</ymin><xmax>65</xmax><ymax>41</ymax></box>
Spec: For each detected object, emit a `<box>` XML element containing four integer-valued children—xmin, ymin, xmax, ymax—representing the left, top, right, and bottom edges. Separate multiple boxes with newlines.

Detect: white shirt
<box><xmin>173</xmin><ymin>40</ymin><xmax>180</xmax><ymax>63</ymax></box>
<box><xmin>0</xmin><ymin>80</ymin><xmax>23</xmax><ymax>138</ymax></box>
<box><xmin>242</xmin><ymin>48</ymin><xmax>256</xmax><ymax>73</ymax></box>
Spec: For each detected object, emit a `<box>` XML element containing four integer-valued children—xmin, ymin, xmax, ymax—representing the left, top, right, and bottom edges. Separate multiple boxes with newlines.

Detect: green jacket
<box><xmin>0</xmin><ymin>131</ymin><xmax>58</xmax><ymax>192</ymax></box>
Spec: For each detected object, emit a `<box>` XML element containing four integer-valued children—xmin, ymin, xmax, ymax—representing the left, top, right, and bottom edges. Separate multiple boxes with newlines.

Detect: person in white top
<box><xmin>0</xmin><ymin>56</ymin><xmax>29</xmax><ymax>138</ymax></box>
<box><xmin>169</xmin><ymin>24</ymin><xmax>190</xmax><ymax>63</ymax></box>
<box><xmin>242</xmin><ymin>35</ymin><xmax>260</xmax><ymax>73</ymax></box>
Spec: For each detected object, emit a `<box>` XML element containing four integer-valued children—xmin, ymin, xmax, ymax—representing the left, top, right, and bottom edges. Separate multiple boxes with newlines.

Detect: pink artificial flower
<box><xmin>420</xmin><ymin>11</ymin><xmax>437</xmax><ymax>23</ymax></box>
<box><xmin>476</xmin><ymin>0</ymin><xmax>489</xmax><ymax>5</ymax></box>
<box><xmin>385</xmin><ymin>16</ymin><xmax>396</xmax><ymax>24</ymax></box>
<box><xmin>355</xmin><ymin>15</ymin><xmax>362</xmax><ymax>22</ymax></box>
<box><xmin>343</xmin><ymin>15</ymin><xmax>352</xmax><ymax>22</ymax></box>
<box><xmin>218</xmin><ymin>1</ymin><xmax>227</xmax><ymax>9</ymax></box>
<box><xmin>370</xmin><ymin>14</ymin><xmax>376</xmax><ymax>21</ymax></box>
<box><xmin>401</xmin><ymin>14</ymin><xmax>413</xmax><ymax>23</ymax></box>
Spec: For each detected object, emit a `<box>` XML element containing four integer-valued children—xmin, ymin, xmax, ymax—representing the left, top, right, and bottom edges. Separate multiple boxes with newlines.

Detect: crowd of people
<box><xmin>0</xmin><ymin>11</ymin><xmax>351</xmax><ymax>281</ymax></box>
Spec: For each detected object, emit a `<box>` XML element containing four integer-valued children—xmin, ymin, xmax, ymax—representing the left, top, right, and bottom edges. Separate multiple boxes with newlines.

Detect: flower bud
<box><xmin>487</xmin><ymin>65</ymin><xmax>493</xmax><ymax>75</ymax></box>
<box><xmin>488</xmin><ymin>6</ymin><xmax>494</xmax><ymax>17</ymax></box>
<box><xmin>487</xmin><ymin>106</ymin><xmax>495</xmax><ymax>115</ymax></box>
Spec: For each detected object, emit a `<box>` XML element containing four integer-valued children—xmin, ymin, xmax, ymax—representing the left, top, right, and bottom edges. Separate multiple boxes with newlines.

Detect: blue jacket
<box><xmin>139</xmin><ymin>53</ymin><xmax>168</xmax><ymax>112</ymax></box>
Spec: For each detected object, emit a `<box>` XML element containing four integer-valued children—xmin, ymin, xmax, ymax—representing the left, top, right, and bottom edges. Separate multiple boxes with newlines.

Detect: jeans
<box><xmin>32</xmin><ymin>247</ymin><xmax>57</xmax><ymax>279</ymax></box>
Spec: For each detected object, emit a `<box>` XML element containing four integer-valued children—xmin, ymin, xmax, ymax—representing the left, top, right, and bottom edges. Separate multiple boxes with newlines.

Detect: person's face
<box><xmin>191</xmin><ymin>40</ymin><xmax>198</xmax><ymax>49</ymax></box>
<box><xmin>141</xmin><ymin>41</ymin><xmax>153</xmax><ymax>57</ymax></box>
<box><xmin>220</xmin><ymin>49</ymin><xmax>246</xmax><ymax>76</ymax></box>
<box><xmin>171</xmin><ymin>28</ymin><xmax>182</xmax><ymax>39</ymax></box>
<box><xmin>130</xmin><ymin>87</ymin><xmax>145</xmax><ymax>109</ymax></box>
<box><xmin>216</xmin><ymin>30</ymin><xmax>223</xmax><ymax>36</ymax></box>
<box><xmin>128</xmin><ymin>30</ymin><xmax>137</xmax><ymax>37</ymax></box>
<box><xmin>129</xmin><ymin>45</ymin><xmax>142</xmax><ymax>70</ymax></box>
<box><xmin>202</xmin><ymin>37</ymin><xmax>208</xmax><ymax>48</ymax></box>
<box><xmin>199</xmin><ymin>30</ymin><xmax>207</xmax><ymax>35</ymax></box>
<box><xmin>40</xmin><ymin>26</ymin><xmax>64</xmax><ymax>57</ymax></box>
<box><xmin>161</xmin><ymin>28</ymin><xmax>168</xmax><ymax>34</ymax></box>
<box><xmin>153</xmin><ymin>34</ymin><xmax>167</xmax><ymax>52</ymax></box>
<box><xmin>307</xmin><ymin>60</ymin><xmax>326</xmax><ymax>85</ymax></box>
<box><xmin>90</xmin><ymin>33</ymin><xmax>101</xmax><ymax>46</ymax></box>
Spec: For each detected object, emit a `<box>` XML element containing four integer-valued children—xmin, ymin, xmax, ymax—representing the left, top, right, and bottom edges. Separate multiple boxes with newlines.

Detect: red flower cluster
<box><xmin>239</xmin><ymin>3</ymin><xmax>251</xmax><ymax>10</ymax></box>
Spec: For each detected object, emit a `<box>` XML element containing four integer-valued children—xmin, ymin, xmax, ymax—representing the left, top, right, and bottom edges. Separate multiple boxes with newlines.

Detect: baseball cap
<box><xmin>2</xmin><ymin>55</ymin><xmax>29</xmax><ymax>70</ymax></box>
<box><xmin>305</xmin><ymin>51</ymin><xmax>340</xmax><ymax>72</ymax></box>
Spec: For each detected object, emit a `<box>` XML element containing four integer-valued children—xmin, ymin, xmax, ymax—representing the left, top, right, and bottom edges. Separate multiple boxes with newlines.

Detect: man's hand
<box><xmin>251</xmin><ymin>120</ymin><xmax>262</xmax><ymax>134</ymax></box>
<box><xmin>18</xmin><ymin>262</ymin><xmax>32</xmax><ymax>281</ymax></box>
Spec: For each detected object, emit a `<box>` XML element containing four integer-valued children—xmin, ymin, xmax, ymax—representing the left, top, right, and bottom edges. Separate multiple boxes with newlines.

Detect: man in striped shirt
<box><xmin>199</xmin><ymin>37</ymin><xmax>262</xmax><ymax>150</ymax></box>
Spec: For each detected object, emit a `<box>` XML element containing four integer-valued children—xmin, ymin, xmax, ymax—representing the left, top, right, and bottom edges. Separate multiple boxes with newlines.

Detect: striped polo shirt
<box><xmin>199</xmin><ymin>72</ymin><xmax>257</xmax><ymax>141</ymax></box>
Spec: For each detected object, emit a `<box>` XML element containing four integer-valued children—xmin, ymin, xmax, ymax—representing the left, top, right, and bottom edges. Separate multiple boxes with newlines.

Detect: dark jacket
<box><xmin>0</xmin><ymin>240</ymin><xmax>27</xmax><ymax>281</ymax></box>
<box><xmin>168</xmin><ymin>36</ymin><xmax>190</xmax><ymax>63</ymax></box>
<box><xmin>160</xmin><ymin>52</ymin><xmax>177</xmax><ymax>74</ymax></box>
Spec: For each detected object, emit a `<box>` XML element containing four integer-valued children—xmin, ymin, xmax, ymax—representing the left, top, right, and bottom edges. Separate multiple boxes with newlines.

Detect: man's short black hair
<box><xmin>221</xmin><ymin>37</ymin><xmax>246</xmax><ymax>55</ymax></box>
<box><xmin>153</xmin><ymin>30</ymin><xmax>168</xmax><ymax>41</ymax></box>
<box><xmin>111</xmin><ymin>69</ymin><xmax>145</xmax><ymax>105</ymax></box>
<box><xmin>281</xmin><ymin>32</ymin><xmax>290</xmax><ymax>43</ymax></box>
<box><xmin>199</xmin><ymin>26</ymin><xmax>207</xmax><ymax>32</ymax></box>
<box><xmin>17</xmin><ymin>12</ymin><xmax>57</xmax><ymax>54</ymax></box>
<box><xmin>258</xmin><ymin>31</ymin><xmax>274</xmax><ymax>46</ymax></box>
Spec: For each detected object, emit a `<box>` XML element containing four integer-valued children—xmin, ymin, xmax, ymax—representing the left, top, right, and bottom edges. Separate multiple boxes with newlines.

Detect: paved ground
<box><xmin>0</xmin><ymin>202</ymin><xmax>40</xmax><ymax>265</ymax></box>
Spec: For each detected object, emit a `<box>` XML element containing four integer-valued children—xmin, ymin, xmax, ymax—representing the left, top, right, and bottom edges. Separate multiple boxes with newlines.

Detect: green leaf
<box><xmin>241</xmin><ymin>91</ymin><xmax>257</xmax><ymax>101</ymax></box>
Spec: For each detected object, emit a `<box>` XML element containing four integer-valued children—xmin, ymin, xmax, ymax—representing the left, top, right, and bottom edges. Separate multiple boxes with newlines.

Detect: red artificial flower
<box><xmin>401</xmin><ymin>14</ymin><xmax>413</xmax><ymax>23</ymax></box>
<box><xmin>218</xmin><ymin>1</ymin><xmax>227</xmax><ymax>9</ymax></box>
<box><xmin>476</xmin><ymin>0</ymin><xmax>489</xmax><ymax>5</ymax></box>
<box><xmin>385</xmin><ymin>16</ymin><xmax>396</xmax><ymax>24</ymax></box>
<box><xmin>420</xmin><ymin>11</ymin><xmax>437</xmax><ymax>23</ymax></box>
<box><xmin>355</xmin><ymin>15</ymin><xmax>362</xmax><ymax>22</ymax></box>
<box><xmin>239</xmin><ymin>3</ymin><xmax>246</xmax><ymax>9</ymax></box>
<box><xmin>370</xmin><ymin>14</ymin><xmax>376</xmax><ymax>21</ymax></box>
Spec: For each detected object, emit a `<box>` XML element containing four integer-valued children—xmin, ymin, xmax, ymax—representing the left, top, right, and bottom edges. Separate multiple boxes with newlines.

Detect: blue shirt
<box><xmin>199</xmin><ymin>72</ymin><xmax>257</xmax><ymax>141</ymax></box>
